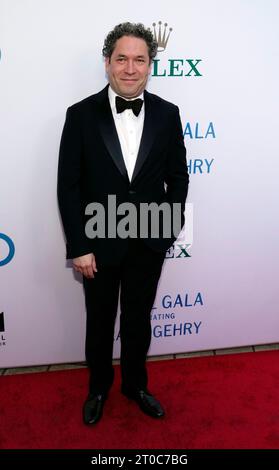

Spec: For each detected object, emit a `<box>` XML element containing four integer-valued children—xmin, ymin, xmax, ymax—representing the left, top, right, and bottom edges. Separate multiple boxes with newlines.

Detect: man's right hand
<box><xmin>73</xmin><ymin>253</ymin><xmax>98</xmax><ymax>279</ymax></box>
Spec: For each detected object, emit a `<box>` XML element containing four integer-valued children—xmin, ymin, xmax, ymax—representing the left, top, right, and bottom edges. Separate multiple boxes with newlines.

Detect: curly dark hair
<box><xmin>102</xmin><ymin>22</ymin><xmax>158</xmax><ymax>61</ymax></box>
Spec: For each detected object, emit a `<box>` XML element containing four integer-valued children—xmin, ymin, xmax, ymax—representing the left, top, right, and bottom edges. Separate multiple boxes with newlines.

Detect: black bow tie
<box><xmin>115</xmin><ymin>96</ymin><xmax>143</xmax><ymax>117</ymax></box>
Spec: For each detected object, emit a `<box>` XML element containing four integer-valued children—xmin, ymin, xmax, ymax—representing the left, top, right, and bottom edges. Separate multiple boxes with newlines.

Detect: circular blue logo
<box><xmin>0</xmin><ymin>233</ymin><xmax>15</xmax><ymax>266</ymax></box>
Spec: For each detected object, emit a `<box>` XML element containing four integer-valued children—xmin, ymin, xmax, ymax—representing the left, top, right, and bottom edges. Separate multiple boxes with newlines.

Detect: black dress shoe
<box><xmin>83</xmin><ymin>394</ymin><xmax>106</xmax><ymax>425</ymax></box>
<box><xmin>122</xmin><ymin>389</ymin><xmax>165</xmax><ymax>418</ymax></box>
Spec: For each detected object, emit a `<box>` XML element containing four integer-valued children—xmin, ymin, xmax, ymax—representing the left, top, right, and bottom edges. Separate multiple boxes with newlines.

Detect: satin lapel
<box><xmin>131</xmin><ymin>91</ymin><xmax>159</xmax><ymax>184</ymax></box>
<box><xmin>97</xmin><ymin>87</ymin><xmax>128</xmax><ymax>181</ymax></box>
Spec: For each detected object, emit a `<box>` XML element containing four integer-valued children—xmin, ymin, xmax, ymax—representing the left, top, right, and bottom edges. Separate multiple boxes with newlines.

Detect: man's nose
<box><xmin>125</xmin><ymin>60</ymin><xmax>136</xmax><ymax>74</ymax></box>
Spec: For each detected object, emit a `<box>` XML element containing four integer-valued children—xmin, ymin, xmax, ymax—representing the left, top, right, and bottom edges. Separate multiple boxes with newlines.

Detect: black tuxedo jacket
<box><xmin>58</xmin><ymin>85</ymin><xmax>189</xmax><ymax>265</ymax></box>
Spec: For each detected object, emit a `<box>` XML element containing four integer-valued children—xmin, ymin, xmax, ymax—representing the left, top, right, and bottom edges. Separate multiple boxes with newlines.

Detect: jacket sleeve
<box><xmin>57</xmin><ymin>106</ymin><xmax>92</xmax><ymax>259</ymax></box>
<box><xmin>165</xmin><ymin>105</ymin><xmax>189</xmax><ymax>232</ymax></box>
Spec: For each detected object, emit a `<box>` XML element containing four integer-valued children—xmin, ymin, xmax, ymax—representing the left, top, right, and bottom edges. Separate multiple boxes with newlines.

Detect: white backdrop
<box><xmin>0</xmin><ymin>0</ymin><xmax>279</xmax><ymax>367</ymax></box>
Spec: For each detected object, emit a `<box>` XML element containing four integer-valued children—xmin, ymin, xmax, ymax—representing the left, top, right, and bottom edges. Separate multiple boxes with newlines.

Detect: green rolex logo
<box><xmin>151</xmin><ymin>21</ymin><xmax>203</xmax><ymax>77</ymax></box>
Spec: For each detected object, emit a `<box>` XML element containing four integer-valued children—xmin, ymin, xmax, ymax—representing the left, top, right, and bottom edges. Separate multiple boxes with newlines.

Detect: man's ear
<box><xmin>105</xmin><ymin>57</ymin><xmax>110</xmax><ymax>72</ymax></box>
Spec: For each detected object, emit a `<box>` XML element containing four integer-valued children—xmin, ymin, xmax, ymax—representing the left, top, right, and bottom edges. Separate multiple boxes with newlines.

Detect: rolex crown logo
<box><xmin>152</xmin><ymin>21</ymin><xmax>173</xmax><ymax>52</ymax></box>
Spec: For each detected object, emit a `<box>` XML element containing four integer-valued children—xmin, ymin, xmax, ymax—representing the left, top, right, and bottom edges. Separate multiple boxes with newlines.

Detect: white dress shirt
<box><xmin>108</xmin><ymin>86</ymin><xmax>144</xmax><ymax>181</ymax></box>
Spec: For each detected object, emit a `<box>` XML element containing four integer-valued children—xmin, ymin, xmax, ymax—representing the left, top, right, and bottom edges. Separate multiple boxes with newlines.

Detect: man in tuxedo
<box><xmin>58</xmin><ymin>22</ymin><xmax>189</xmax><ymax>425</ymax></box>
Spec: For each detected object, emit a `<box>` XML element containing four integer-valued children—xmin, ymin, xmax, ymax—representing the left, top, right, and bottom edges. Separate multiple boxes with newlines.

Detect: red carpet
<box><xmin>1</xmin><ymin>350</ymin><xmax>279</xmax><ymax>449</ymax></box>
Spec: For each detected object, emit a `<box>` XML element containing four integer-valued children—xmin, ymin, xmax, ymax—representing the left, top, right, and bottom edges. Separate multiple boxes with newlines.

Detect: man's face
<box><xmin>105</xmin><ymin>35</ymin><xmax>151</xmax><ymax>99</ymax></box>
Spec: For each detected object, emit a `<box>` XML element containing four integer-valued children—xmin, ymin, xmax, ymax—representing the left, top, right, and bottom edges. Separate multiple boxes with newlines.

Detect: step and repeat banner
<box><xmin>1</xmin><ymin>0</ymin><xmax>278</xmax><ymax>367</ymax></box>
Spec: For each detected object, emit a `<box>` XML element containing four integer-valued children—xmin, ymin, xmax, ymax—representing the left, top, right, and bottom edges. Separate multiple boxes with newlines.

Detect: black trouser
<box><xmin>83</xmin><ymin>239</ymin><xmax>165</xmax><ymax>396</ymax></box>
